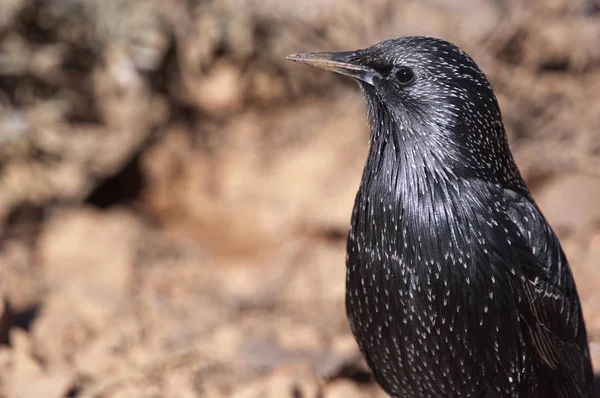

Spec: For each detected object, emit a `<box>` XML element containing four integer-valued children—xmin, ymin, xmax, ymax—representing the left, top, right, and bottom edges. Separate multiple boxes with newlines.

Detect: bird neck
<box><xmin>361</xmin><ymin>97</ymin><xmax>527</xmax><ymax>199</ymax></box>
<box><xmin>362</xmin><ymin>103</ymin><xmax>463</xmax><ymax>198</ymax></box>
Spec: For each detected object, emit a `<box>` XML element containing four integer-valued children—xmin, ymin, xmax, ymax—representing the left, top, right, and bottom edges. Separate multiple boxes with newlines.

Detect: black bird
<box><xmin>287</xmin><ymin>37</ymin><xmax>594</xmax><ymax>397</ymax></box>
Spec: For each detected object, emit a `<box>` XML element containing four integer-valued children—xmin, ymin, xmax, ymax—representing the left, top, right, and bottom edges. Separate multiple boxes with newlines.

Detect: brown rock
<box><xmin>74</xmin><ymin>330</ymin><xmax>132</xmax><ymax>379</ymax></box>
<box><xmin>1</xmin><ymin>1</ymin><xmax>600</xmax><ymax>397</ymax></box>
<box><xmin>590</xmin><ymin>342</ymin><xmax>600</xmax><ymax>374</ymax></box>
<box><xmin>163</xmin><ymin>372</ymin><xmax>197</xmax><ymax>398</ymax></box>
<box><xmin>324</xmin><ymin>380</ymin><xmax>365</xmax><ymax>398</ymax></box>
<box><xmin>533</xmin><ymin>173</ymin><xmax>600</xmax><ymax>234</ymax></box>
<box><xmin>11</xmin><ymin>372</ymin><xmax>73</xmax><ymax>398</ymax></box>
<box><xmin>32</xmin><ymin>208</ymin><xmax>139</xmax><ymax>365</ymax></box>
<box><xmin>38</xmin><ymin>208</ymin><xmax>138</xmax><ymax>299</ymax></box>
<box><xmin>579</xmin><ymin>231</ymin><xmax>600</xmax><ymax>371</ymax></box>
<box><xmin>186</xmin><ymin>61</ymin><xmax>245</xmax><ymax>116</ymax></box>
<box><xmin>0</xmin><ymin>240</ymin><xmax>42</xmax><ymax>312</ymax></box>
<box><xmin>0</xmin><ymin>282</ymin><xmax>13</xmax><ymax>345</ymax></box>
<box><xmin>106</xmin><ymin>384</ymin><xmax>162</xmax><ymax>398</ymax></box>
<box><xmin>5</xmin><ymin>329</ymin><xmax>74</xmax><ymax>398</ymax></box>
<box><xmin>232</xmin><ymin>363</ymin><xmax>320</xmax><ymax>398</ymax></box>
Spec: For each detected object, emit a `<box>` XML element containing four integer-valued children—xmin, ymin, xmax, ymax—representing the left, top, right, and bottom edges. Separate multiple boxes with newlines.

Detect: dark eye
<box><xmin>394</xmin><ymin>67</ymin><xmax>415</xmax><ymax>84</ymax></box>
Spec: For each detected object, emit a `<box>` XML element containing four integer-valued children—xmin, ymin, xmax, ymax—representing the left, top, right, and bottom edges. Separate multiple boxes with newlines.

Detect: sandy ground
<box><xmin>0</xmin><ymin>0</ymin><xmax>599</xmax><ymax>397</ymax></box>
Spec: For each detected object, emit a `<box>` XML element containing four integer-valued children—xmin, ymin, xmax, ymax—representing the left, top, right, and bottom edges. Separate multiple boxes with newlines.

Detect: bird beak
<box><xmin>286</xmin><ymin>51</ymin><xmax>379</xmax><ymax>86</ymax></box>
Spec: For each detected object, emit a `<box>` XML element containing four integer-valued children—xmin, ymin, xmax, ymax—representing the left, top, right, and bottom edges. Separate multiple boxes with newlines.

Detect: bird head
<box><xmin>288</xmin><ymin>36</ymin><xmax>524</xmax><ymax>190</ymax></box>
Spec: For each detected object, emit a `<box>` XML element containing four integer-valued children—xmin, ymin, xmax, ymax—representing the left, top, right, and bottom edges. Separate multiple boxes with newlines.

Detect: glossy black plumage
<box><xmin>288</xmin><ymin>36</ymin><xmax>594</xmax><ymax>397</ymax></box>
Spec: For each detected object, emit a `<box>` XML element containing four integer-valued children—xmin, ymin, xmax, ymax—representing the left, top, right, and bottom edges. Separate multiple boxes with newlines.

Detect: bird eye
<box><xmin>394</xmin><ymin>67</ymin><xmax>415</xmax><ymax>84</ymax></box>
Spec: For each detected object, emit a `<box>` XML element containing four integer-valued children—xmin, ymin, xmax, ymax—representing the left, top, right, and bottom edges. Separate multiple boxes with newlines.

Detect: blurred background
<box><xmin>0</xmin><ymin>0</ymin><xmax>599</xmax><ymax>397</ymax></box>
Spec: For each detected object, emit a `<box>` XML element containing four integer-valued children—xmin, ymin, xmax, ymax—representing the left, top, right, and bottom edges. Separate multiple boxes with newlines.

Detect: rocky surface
<box><xmin>0</xmin><ymin>0</ymin><xmax>599</xmax><ymax>396</ymax></box>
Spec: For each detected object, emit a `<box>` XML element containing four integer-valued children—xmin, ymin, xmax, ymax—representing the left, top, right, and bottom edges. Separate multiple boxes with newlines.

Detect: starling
<box><xmin>287</xmin><ymin>36</ymin><xmax>594</xmax><ymax>397</ymax></box>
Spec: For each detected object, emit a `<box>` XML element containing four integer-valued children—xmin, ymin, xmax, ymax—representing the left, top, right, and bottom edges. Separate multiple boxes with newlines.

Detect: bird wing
<box><xmin>503</xmin><ymin>189</ymin><xmax>594</xmax><ymax>397</ymax></box>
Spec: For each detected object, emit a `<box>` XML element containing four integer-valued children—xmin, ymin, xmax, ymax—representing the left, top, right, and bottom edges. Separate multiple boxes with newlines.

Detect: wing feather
<box><xmin>504</xmin><ymin>189</ymin><xmax>593</xmax><ymax>397</ymax></box>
